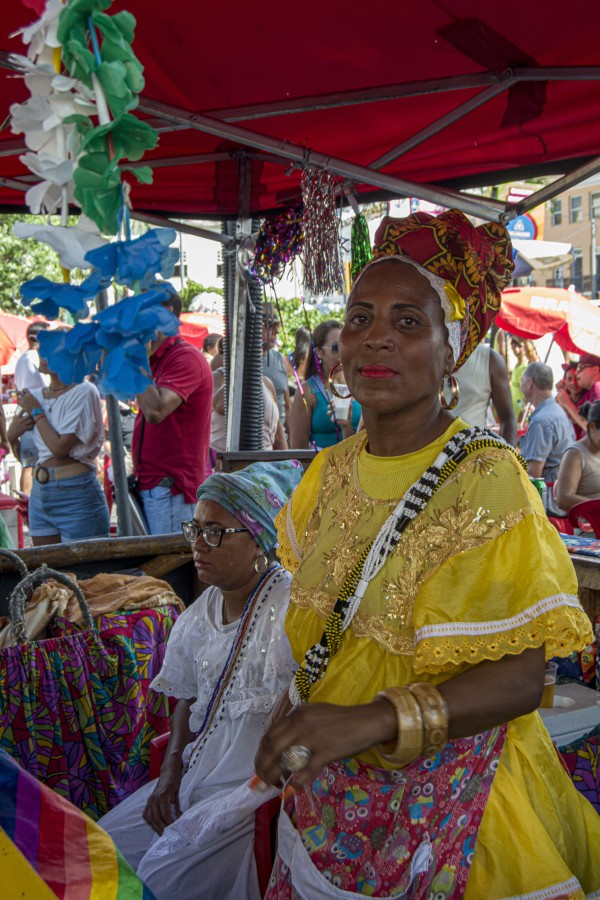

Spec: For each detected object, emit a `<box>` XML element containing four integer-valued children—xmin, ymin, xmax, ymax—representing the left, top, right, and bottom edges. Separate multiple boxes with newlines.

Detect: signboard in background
<box><xmin>388</xmin><ymin>198</ymin><xmax>448</xmax><ymax>217</ymax></box>
<box><xmin>507</xmin><ymin>213</ymin><xmax>538</xmax><ymax>241</ymax></box>
<box><xmin>504</xmin><ymin>183</ymin><xmax>545</xmax><ymax>240</ymax></box>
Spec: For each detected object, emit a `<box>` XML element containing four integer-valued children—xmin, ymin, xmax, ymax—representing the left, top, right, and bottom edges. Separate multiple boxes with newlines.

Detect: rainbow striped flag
<box><xmin>0</xmin><ymin>748</ymin><xmax>155</xmax><ymax>899</ymax></box>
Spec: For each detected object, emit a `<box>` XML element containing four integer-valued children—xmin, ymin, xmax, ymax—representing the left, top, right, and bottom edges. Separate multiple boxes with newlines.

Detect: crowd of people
<box><xmin>450</xmin><ymin>331</ymin><xmax>600</xmax><ymax>518</ymax></box>
<box><xmin>0</xmin><ymin>290</ymin><xmax>367</xmax><ymax>542</ymax></box>
<box><xmin>2</xmin><ymin>207</ymin><xmax>600</xmax><ymax>899</ymax></box>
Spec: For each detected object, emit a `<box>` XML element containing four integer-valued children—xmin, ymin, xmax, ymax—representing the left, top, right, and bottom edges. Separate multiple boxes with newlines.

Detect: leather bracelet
<box><xmin>376</xmin><ymin>687</ymin><xmax>424</xmax><ymax>767</ymax></box>
<box><xmin>407</xmin><ymin>683</ymin><xmax>449</xmax><ymax>756</ymax></box>
<box><xmin>30</xmin><ymin>407</ymin><xmax>44</xmax><ymax>418</ymax></box>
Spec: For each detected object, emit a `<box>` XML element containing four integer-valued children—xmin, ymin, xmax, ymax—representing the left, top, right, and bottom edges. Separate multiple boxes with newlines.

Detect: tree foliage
<box><xmin>179</xmin><ymin>279</ymin><xmax>223</xmax><ymax>311</ymax></box>
<box><xmin>0</xmin><ymin>214</ymin><xmax>64</xmax><ymax>313</ymax></box>
<box><xmin>274</xmin><ymin>297</ymin><xmax>339</xmax><ymax>355</ymax></box>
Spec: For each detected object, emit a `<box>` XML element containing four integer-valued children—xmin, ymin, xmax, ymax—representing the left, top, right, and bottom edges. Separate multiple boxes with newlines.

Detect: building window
<box><xmin>591</xmin><ymin>192</ymin><xmax>600</xmax><ymax>220</ymax></box>
<box><xmin>572</xmin><ymin>248</ymin><xmax>583</xmax><ymax>292</ymax></box>
<box><xmin>550</xmin><ymin>198</ymin><xmax>562</xmax><ymax>226</ymax></box>
<box><xmin>553</xmin><ymin>265</ymin><xmax>564</xmax><ymax>288</ymax></box>
<box><xmin>570</xmin><ymin>195</ymin><xmax>583</xmax><ymax>223</ymax></box>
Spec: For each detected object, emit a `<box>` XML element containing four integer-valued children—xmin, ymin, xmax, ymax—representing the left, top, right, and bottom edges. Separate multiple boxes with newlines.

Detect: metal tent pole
<box><xmin>95</xmin><ymin>290</ymin><xmax>133</xmax><ymax>536</ymax></box>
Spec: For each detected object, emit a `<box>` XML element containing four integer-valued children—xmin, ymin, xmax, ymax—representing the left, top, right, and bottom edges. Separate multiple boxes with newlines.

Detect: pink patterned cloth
<box><xmin>267</xmin><ymin>726</ymin><xmax>507</xmax><ymax>899</ymax></box>
<box><xmin>0</xmin><ymin>605</ymin><xmax>179</xmax><ymax>820</ymax></box>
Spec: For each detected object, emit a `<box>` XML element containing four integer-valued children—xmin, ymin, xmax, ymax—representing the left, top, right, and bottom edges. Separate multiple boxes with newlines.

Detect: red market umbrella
<box><xmin>496</xmin><ymin>287</ymin><xmax>600</xmax><ymax>356</ymax></box>
<box><xmin>0</xmin><ymin>313</ymin><xmax>34</xmax><ymax>367</ymax></box>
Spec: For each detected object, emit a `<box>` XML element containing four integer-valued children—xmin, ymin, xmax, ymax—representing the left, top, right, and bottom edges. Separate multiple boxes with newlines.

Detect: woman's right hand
<box><xmin>8</xmin><ymin>411</ymin><xmax>34</xmax><ymax>441</ymax></box>
<box><xmin>142</xmin><ymin>755</ymin><xmax>184</xmax><ymax>835</ymax></box>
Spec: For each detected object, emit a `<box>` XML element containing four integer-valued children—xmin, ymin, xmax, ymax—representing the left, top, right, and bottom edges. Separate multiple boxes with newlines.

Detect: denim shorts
<box><xmin>29</xmin><ymin>470</ymin><xmax>110</xmax><ymax>542</ymax></box>
<box><xmin>139</xmin><ymin>485</ymin><xmax>196</xmax><ymax>535</ymax></box>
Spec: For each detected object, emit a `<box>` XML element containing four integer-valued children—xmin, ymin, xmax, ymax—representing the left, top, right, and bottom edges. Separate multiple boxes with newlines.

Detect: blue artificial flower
<box><xmin>85</xmin><ymin>228</ymin><xmax>179</xmax><ymax>289</ymax></box>
<box><xmin>94</xmin><ymin>283</ymin><xmax>179</xmax><ymax>349</ymax></box>
<box><xmin>37</xmin><ymin>323</ymin><xmax>103</xmax><ymax>384</ymax></box>
<box><xmin>19</xmin><ymin>269</ymin><xmax>111</xmax><ymax>320</ymax></box>
<box><xmin>97</xmin><ymin>339</ymin><xmax>154</xmax><ymax>401</ymax></box>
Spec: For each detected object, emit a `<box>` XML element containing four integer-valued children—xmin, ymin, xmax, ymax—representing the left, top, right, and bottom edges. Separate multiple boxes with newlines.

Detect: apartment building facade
<box><xmin>542</xmin><ymin>173</ymin><xmax>600</xmax><ymax>297</ymax></box>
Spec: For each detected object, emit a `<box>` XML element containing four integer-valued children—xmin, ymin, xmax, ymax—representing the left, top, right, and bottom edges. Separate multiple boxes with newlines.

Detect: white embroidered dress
<box><xmin>101</xmin><ymin>567</ymin><xmax>295</xmax><ymax>900</ymax></box>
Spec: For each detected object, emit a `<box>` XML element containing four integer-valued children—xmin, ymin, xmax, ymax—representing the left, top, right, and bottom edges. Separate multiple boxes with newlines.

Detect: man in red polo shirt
<box><xmin>556</xmin><ymin>352</ymin><xmax>600</xmax><ymax>438</ymax></box>
<box><xmin>132</xmin><ymin>291</ymin><xmax>212</xmax><ymax>534</ymax></box>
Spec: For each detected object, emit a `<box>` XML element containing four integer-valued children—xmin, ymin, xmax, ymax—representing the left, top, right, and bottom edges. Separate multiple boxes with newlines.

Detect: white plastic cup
<box><xmin>332</xmin><ymin>396</ymin><xmax>351</xmax><ymax>420</ymax></box>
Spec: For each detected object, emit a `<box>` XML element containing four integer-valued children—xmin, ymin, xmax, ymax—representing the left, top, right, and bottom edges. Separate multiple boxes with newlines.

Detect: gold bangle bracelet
<box><xmin>407</xmin><ymin>682</ymin><xmax>449</xmax><ymax>756</ymax></box>
<box><xmin>376</xmin><ymin>687</ymin><xmax>424</xmax><ymax>767</ymax></box>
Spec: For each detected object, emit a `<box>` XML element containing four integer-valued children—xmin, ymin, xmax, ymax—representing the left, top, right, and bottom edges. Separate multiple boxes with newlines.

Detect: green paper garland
<box><xmin>57</xmin><ymin>0</ymin><xmax>157</xmax><ymax>234</ymax></box>
<box><xmin>350</xmin><ymin>212</ymin><xmax>372</xmax><ymax>283</ymax></box>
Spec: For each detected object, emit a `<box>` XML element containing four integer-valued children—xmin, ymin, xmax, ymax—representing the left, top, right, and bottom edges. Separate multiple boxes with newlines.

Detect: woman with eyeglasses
<box><xmin>288</xmin><ymin>319</ymin><xmax>362</xmax><ymax>449</ymax></box>
<box><xmin>100</xmin><ymin>460</ymin><xmax>303</xmax><ymax>900</ymax></box>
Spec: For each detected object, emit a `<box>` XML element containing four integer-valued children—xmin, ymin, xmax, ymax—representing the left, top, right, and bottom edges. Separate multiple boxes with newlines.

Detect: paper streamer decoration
<box><xmin>250</xmin><ymin>204</ymin><xmax>304</xmax><ymax>284</ymax></box>
<box><xmin>350</xmin><ymin>211</ymin><xmax>372</xmax><ymax>282</ymax></box>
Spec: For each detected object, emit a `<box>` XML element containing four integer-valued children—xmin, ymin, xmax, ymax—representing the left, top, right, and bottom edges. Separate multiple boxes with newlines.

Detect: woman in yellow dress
<box><xmin>255</xmin><ymin>209</ymin><xmax>600</xmax><ymax>900</ymax></box>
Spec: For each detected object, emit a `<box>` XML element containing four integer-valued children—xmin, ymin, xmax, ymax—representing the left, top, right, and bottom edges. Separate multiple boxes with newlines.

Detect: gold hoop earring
<box><xmin>328</xmin><ymin>362</ymin><xmax>352</xmax><ymax>400</ymax></box>
<box><xmin>439</xmin><ymin>374</ymin><xmax>459</xmax><ymax>410</ymax></box>
<box><xmin>254</xmin><ymin>552</ymin><xmax>268</xmax><ymax>574</ymax></box>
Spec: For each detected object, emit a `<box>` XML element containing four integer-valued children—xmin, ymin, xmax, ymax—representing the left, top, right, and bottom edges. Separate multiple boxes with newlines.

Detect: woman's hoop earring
<box><xmin>439</xmin><ymin>374</ymin><xmax>460</xmax><ymax>410</ymax></box>
<box><xmin>328</xmin><ymin>362</ymin><xmax>352</xmax><ymax>400</ymax></box>
<box><xmin>254</xmin><ymin>552</ymin><xmax>269</xmax><ymax>574</ymax></box>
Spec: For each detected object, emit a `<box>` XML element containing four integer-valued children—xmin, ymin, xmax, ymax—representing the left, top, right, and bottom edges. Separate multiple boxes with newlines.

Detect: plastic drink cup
<box><xmin>530</xmin><ymin>477</ymin><xmax>545</xmax><ymax>500</ymax></box>
<box><xmin>332</xmin><ymin>395</ymin><xmax>351</xmax><ymax>420</ymax></box>
<box><xmin>540</xmin><ymin>661</ymin><xmax>558</xmax><ymax>708</ymax></box>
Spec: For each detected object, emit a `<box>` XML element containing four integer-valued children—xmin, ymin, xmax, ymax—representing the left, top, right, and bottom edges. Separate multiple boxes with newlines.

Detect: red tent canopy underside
<box><xmin>1</xmin><ymin>2</ymin><xmax>599</xmax><ymax>218</ymax></box>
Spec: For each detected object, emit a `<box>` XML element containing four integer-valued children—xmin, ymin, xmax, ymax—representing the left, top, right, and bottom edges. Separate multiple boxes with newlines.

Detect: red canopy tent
<box><xmin>496</xmin><ymin>287</ymin><xmax>600</xmax><ymax>355</ymax></box>
<box><xmin>0</xmin><ymin>2</ymin><xmax>600</xmax><ymax>221</ymax></box>
<box><xmin>179</xmin><ymin>312</ymin><xmax>224</xmax><ymax>351</ymax></box>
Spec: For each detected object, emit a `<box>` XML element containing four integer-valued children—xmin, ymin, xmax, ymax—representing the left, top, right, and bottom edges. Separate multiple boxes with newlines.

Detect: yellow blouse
<box><xmin>277</xmin><ymin>420</ymin><xmax>591</xmax><ymax>761</ymax></box>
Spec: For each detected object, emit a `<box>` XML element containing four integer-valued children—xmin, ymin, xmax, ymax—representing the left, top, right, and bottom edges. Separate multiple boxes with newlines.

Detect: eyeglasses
<box><xmin>320</xmin><ymin>342</ymin><xmax>339</xmax><ymax>353</ymax></box>
<box><xmin>181</xmin><ymin>521</ymin><xmax>249</xmax><ymax>547</ymax></box>
<box><xmin>576</xmin><ymin>363</ymin><xmax>596</xmax><ymax>372</ymax></box>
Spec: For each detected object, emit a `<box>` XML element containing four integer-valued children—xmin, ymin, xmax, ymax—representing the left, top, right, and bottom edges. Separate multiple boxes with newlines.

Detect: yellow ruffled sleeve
<box><xmin>275</xmin><ymin>449</ymin><xmax>329</xmax><ymax>575</ymax></box>
<box><xmin>413</xmin><ymin>503</ymin><xmax>592</xmax><ymax>675</ymax></box>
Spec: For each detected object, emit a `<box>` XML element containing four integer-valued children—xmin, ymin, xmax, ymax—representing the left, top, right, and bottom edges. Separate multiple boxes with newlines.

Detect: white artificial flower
<box><xmin>20</xmin><ymin>153</ymin><xmax>74</xmax><ymax>186</ymax></box>
<box><xmin>13</xmin><ymin>215</ymin><xmax>107</xmax><ymax>269</ymax></box>
<box><xmin>12</xmin><ymin>0</ymin><xmax>63</xmax><ymax>60</ymax></box>
<box><xmin>24</xmin><ymin>180</ymin><xmax>67</xmax><ymax>216</ymax></box>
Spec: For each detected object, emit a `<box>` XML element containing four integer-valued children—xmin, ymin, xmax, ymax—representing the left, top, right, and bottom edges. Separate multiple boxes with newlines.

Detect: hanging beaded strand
<box><xmin>301</xmin><ymin>166</ymin><xmax>344</xmax><ymax>297</ymax></box>
<box><xmin>187</xmin><ymin>566</ymin><xmax>284</xmax><ymax>769</ymax></box>
<box><xmin>268</xmin><ymin>286</ymin><xmax>319</xmax><ymax>453</ymax></box>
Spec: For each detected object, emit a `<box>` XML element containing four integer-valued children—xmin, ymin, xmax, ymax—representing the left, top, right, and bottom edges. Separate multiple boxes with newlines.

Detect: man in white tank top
<box><xmin>454</xmin><ymin>343</ymin><xmax>517</xmax><ymax>445</ymax></box>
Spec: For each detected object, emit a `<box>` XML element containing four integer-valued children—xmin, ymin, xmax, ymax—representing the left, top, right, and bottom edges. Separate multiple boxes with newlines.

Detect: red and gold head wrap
<box><xmin>358</xmin><ymin>208</ymin><xmax>514</xmax><ymax>370</ymax></box>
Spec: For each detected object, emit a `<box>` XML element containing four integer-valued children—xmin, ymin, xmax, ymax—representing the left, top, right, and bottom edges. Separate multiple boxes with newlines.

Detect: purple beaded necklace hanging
<box><xmin>270</xmin><ymin>288</ymin><xmax>344</xmax><ymax>446</ymax></box>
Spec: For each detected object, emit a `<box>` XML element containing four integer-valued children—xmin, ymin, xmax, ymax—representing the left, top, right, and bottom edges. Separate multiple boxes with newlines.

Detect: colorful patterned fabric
<box><xmin>0</xmin><ymin>747</ymin><xmax>155</xmax><ymax>899</ymax></box>
<box><xmin>196</xmin><ymin>459</ymin><xmax>304</xmax><ymax>554</ymax></box>
<box><xmin>268</xmin><ymin>727</ymin><xmax>507</xmax><ymax>899</ymax></box>
<box><xmin>559</xmin><ymin>724</ymin><xmax>600</xmax><ymax>813</ymax></box>
<box><xmin>368</xmin><ymin>209</ymin><xmax>514</xmax><ymax>370</ymax></box>
<box><xmin>0</xmin><ymin>605</ymin><xmax>179</xmax><ymax>820</ymax></box>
